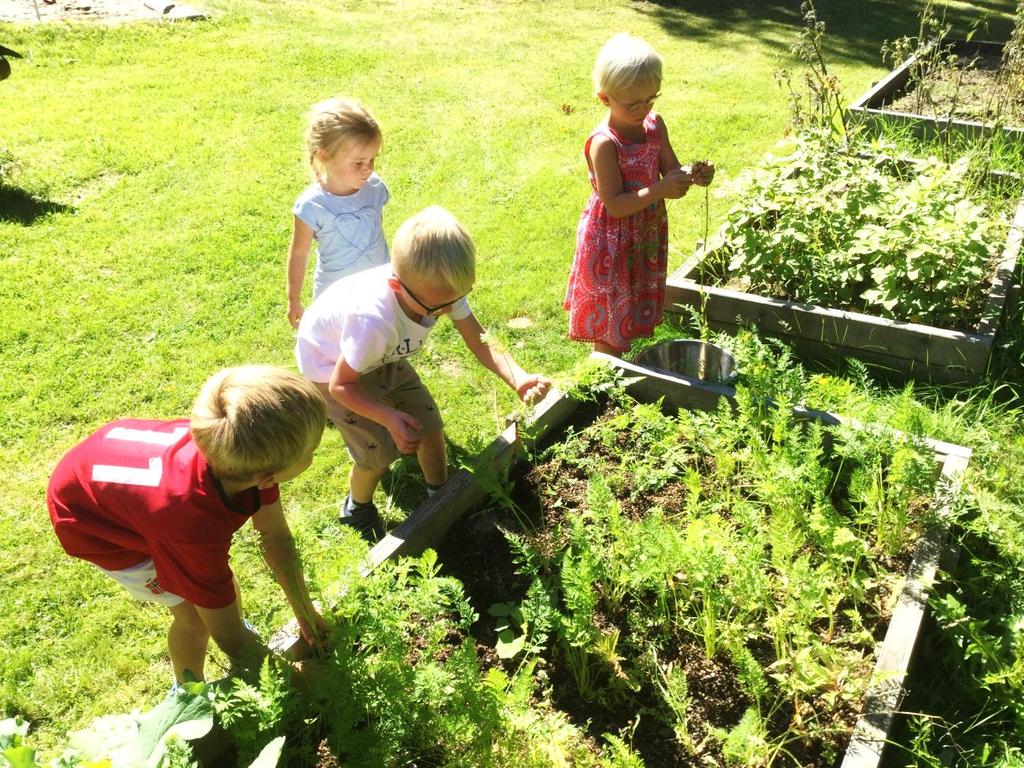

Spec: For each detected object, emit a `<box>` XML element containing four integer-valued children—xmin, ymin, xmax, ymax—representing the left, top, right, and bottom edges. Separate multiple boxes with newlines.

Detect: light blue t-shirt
<box><xmin>292</xmin><ymin>173</ymin><xmax>390</xmax><ymax>298</ymax></box>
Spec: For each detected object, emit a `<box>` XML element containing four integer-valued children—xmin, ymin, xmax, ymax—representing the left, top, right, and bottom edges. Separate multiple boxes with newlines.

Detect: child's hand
<box><xmin>690</xmin><ymin>160</ymin><xmax>716</xmax><ymax>186</ymax></box>
<box><xmin>516</xmin><ymin>374</ymin><xmax>552</xmax><ymax>404</ymax></box>
<box><xmin>659</xmin><ymin>167</ymin><xmax>692</xmax><ymax>200</ymax></box>
<box><xmin>387</xmin><ymin>411</ymin><xmax>423</xmax><ymax>454</ymax></box>
<box><xmin>296</xmin><ymin>606</ymin><xmax>330</xmax><ymax>656</ymax></box>
<box><xmin>287</xmin><ymin>299</ymin><xmax>304</xmax><ymax>329</ymax></box>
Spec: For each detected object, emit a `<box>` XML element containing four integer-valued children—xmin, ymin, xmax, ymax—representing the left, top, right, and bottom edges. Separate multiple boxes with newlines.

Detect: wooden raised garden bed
<box><xmin>847</xmin><ymin>38</ymin><xmax>1024</xmax><ymax>144</ymax></box>
<box><xmin>279</xmin><ymin>354</ymin><xmax>971</xmax><ymax>767</ymax></box>
<box><xmin>662</xmin><ymin>162</ymin><xmax>1024</xmax><ymax>385</ymax></box>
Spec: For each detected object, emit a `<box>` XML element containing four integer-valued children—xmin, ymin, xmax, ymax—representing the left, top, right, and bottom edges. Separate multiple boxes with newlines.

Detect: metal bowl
<box><xmin>632</xmin><ymin>340</ymin><xmax>737</xmax><ymax>385</ymax></box>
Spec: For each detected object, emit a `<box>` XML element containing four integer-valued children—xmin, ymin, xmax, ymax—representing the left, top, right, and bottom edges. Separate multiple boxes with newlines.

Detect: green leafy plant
<box><xmin>701</xmin><ymin>131</ymin><xmax>1008</xmax><ymax>330</ymax></box>
<box><xmin>489</xmin><ymin>602</ymin><xmax>528</xmax><ymax>660</ymax></box>
<box><xmin>0</xmin><ymin>686</ymin><xmax>284</xmax><ymax>768</ymax></box>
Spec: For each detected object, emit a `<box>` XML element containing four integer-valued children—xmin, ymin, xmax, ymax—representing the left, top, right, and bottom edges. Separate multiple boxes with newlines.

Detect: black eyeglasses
<box><xmin>395</xmin><ymin>276</ymin><xmax>468</xmax><ymax>314</ymax></box>
<box><xmin>608</xmin><ymin>91</ymin><xmax>661</xmax><ymax>112</ymax></box>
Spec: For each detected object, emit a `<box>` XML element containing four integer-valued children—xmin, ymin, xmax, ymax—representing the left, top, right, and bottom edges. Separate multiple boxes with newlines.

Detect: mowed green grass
<box><xmin>0</xmin><ymin>0</ymin><xmax>1015</xmax><ymax>754</ymax></box>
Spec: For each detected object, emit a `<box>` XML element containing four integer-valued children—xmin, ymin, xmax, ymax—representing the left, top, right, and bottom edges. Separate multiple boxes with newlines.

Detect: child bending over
<box><xmin>296</xmin><ymin>206</ymin><xmax>551</xmax><ymax>540</ymax></box>
<box><xmin>48</xmin><ymin>366</ymin><xmax>329</xmax><ymax>683</ymax></box>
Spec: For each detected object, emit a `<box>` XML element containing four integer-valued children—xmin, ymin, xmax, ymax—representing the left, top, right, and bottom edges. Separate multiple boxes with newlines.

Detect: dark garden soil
<box><xmin>887</xmin><ymin>49</ymin><xmax>1024</xmax><ymax>127</ymax></box>
<box><xmin>435</xmin><ymin>400</ymin><xmax>900</xmax><ymax>767</ymax></box>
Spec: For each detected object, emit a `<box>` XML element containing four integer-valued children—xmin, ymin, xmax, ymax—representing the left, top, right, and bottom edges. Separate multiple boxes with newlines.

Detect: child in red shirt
<box><xmin>48</xmin><ymin>365</ymin><xmax>328</xmax><ymax>683</ymax></box>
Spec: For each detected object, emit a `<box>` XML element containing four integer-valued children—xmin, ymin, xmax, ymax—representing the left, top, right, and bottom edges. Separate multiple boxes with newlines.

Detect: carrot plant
<box><xmin>481</xmin><ymin>377</ymin><xmax>946</xmax><ymax>765</ymax></box>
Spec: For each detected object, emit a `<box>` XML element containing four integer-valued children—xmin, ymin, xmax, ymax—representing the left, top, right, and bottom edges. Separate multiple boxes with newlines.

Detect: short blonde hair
<box><xmin>305</xmin><ymin>96</ymin><xmax>382</xmax><ymax>176</ymax></box>
<box><xmin>190</xmin><ymin>366</ymin><xmax>326</xmax><ymax>482</ymax></box>
<box><xmin>592</xmin><ymin>34</ymin><xmax>663</xmax><ymax>95</ymax></box>
<box><xmin>391</xmin><ymin>206</ymin><xmax>476</xmax><ymax>294</ymax></box>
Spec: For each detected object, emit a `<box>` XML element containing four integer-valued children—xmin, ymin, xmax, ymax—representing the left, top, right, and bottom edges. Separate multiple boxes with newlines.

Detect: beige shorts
<box><xmin>326</xmin><ymin>359</ymin><xmax>444</xmax><ymax>471</ymax></box>
<box><xmin>99</xmin><ymin>559</ymin><xmax>185</xmax><ymax>607</ymax></box>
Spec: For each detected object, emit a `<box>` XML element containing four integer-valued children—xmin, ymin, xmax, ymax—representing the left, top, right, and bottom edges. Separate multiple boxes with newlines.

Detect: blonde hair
<box><xmin>592</xmin><ymin>34</ymin><xmax>663</xmax><ymax>95</ymax></box>
<box><xmin>190</xmin><ymin>366</ymin><xmax>326</xmax><ymax>482</ymax></box>
<box><xmin>305</xmin><ymin>96</ymin><xmax>382</xmax><ymax>178</ymax></box>
<box><xmin>391</xmin><ymin>206</ymin><xmax>476</xmax><ymax>294</ymax></box>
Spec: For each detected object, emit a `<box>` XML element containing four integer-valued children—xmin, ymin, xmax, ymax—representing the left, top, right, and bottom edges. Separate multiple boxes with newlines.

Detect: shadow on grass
<box><xmin>988</xmin><ymin>287</ymin><xmax>1024</xmax><ymax>404</ymax></box>
<box><xmin>0</xmin><ymin>184</ymin><xmax>73</xmax><ymax>225</ymax></box>
<box><xmin>637</xmin><ymin>0</ymin><xmax>1016</xmax><ymax>68</ymax></box>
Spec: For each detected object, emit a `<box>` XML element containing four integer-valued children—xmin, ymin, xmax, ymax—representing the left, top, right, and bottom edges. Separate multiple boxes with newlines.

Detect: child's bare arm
<box><xmin>286</xmin><ymin>217</ymin><xmax>315</xmax><ymax>328</ymax></box>
<box><xmin>591</xmin><ymin>134</ymin><xmax>690</xmax><ymax>219</ymax></box>
<box><xmin>453</xmin><ymin>314</ymin><xmax>551</xmax><ymax>403</ymax></box>
<box><xmin>328</xmin><ymin>356</ymin><xmax>422</xmax><ymax>453</ymax></box>
<box><xmin>251</xmin><ymin>499</ymin><xmax>328</xmax><ymax>652</ymax></box>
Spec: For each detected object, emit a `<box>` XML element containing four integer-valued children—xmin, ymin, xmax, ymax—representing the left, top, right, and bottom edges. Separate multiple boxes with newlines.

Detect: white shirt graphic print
<box><xmin>294</xmin><ymin>264</ymin><xmax>472</xmax><ymax>381</ymax></box>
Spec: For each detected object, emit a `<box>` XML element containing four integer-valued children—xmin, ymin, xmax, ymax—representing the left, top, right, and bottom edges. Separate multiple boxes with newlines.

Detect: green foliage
<box><xmin>775</xmin><ymin>1</ymin><xmax>847</xmax><ymax>134</ymax></box>
<box><xmin>715</xmin><ymin>707</ymin><xmax>772</xmax><ymax>767</ymax></box>
<box><xmin>650</xmin><ymin>649</ymin><xmax>698</xmax><ymax>755</ymax></box>
<box><xmin>702</xmin><ymin>131</ymin><xmax>1008</xmax><ymax>329</ymax></box>
<box><xmin>214</xmin><ymin>659</ymin><xmax>289</xmax><ymax>766</ymax></box>
<box><xmin>494</xmin><ymin>380</ymin><xmax>945</xmax><ymax>761</ymax></box>
<box><xmin>598</xmin><ymin>734</ymin><xmax>646</xmax><ymax>768</ymax></box>
<box><xmin>830</xmin><ymin>421</ymin><xmax>938</xmax><ymax>556</ymax></box>
<box><xmin>308</xmin><ymin>551</ymin><xmax>495</xmax><ymax>765</ymax></box>
<box><xmin>0</xmin><ymin>687</ymin><xmax>255</xmax><ymax>768</ymax></box>
<box><xmin>247</xmin><ymin>548</ymin><xmax>620</xmax><ymax>766</ymax></box>
<box><xmin>1</xmin><ymin>718</ymin><xmax>35</xmax><ymax>768</ymax></box>
<box><xmin>488</xmin><ymin>602</ymin><xmax>528</xmax><ymax>660</ymax></box>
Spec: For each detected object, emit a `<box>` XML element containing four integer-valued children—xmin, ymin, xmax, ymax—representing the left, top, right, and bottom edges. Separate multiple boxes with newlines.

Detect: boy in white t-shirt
<box><xmin>295</xmin><ymin>206</ymin><xmax>551</xmax><ymax>540</ymax></box>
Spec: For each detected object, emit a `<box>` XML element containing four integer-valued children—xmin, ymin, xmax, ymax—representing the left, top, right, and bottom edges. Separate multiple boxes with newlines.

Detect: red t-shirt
<box><xmin>47</xmin><ymin>418</ymin><xmax>280</xmax><ymax>610</ymax></box>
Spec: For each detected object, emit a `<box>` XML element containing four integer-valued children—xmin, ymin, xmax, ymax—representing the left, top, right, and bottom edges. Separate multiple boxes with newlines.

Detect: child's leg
<box><xmin>416</xmin><ymin>429</ymin><xmax>447</xmax><ymax>488</ymax></box>
<box><xmin>168</xmin><ymin>601</ymin><xmax>210</xmax><ymax>683</ymax></box>
<box><xmin>350</xmin><ymin>463</ymin><xmax>388</xmax><ymax>505</ymax></box>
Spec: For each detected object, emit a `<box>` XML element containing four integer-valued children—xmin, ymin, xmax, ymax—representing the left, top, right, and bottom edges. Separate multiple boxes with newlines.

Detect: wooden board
<box><xmin>840</xmin><ymin>452</ymin><xmax>970</xmax><ymax>768</ymax></box>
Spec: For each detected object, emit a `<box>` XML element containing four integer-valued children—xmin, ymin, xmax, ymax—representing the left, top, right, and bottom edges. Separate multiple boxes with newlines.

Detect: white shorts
<box><xmin>98</xmin><ymin>559</ymin><xmax>185</xmax><ymax>607</ymax></box>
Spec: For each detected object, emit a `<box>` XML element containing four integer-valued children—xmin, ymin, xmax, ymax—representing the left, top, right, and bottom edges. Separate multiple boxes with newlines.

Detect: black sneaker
<box><xmin>339</xmin><ymin>494</ymin><xmax>385</xmax><ymax>542</ymax></box>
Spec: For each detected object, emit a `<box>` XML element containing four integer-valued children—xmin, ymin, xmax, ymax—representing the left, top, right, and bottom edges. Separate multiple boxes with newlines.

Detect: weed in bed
<box><xmin>882</xmin><ymin>1</ymin><xmax>956</xmax><ymax>119</ymax></box>
<box><xmin>787</xmin><ymin>1</ymin><xmax>848</xmax><ymax>136</ymax></box>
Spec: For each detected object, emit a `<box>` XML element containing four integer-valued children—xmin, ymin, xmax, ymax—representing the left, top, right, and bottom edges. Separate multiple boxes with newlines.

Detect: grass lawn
<box><xmin>1</xmin><ymin>0</ymin><xmax>1021</xmax><ymax>762</ymax></box>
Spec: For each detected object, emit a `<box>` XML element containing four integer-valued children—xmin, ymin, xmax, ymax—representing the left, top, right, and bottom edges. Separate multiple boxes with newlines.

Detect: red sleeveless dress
<box><xmin>564</xmin><ymin>111</ymin><xmax>669</xmax><ymax>352</ymax></box>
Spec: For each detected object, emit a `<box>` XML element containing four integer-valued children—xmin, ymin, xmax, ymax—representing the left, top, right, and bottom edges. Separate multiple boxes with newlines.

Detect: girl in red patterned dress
<box><xmin>565</xmin><ymin>34</ymin><xmax>715</xmax><ymax>355</ymax></box>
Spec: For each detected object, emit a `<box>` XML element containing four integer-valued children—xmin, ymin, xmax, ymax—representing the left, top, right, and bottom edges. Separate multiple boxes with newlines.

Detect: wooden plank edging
<box><xmin>840</xmin><ymin>452</ymin><xmax>971</xmax><ymax>768</ymax></box>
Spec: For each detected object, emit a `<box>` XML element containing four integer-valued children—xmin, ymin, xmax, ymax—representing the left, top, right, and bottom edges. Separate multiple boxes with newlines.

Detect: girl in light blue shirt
<box><xmin>287</xmin><ymin>97</ymin><xmax>389</xmax><ymax>328</ymax></box>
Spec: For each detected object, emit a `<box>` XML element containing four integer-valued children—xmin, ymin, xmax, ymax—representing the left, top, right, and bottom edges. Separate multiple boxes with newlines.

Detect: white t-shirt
<box><xmin>294</xmin><ymin>264</ymin><xmax>472</xmax><ymax>382</ymax></box>
<box><xmin>292</xmin><ymin>174</ymin><xmax>390</xmax><ymax>298</ymax></box>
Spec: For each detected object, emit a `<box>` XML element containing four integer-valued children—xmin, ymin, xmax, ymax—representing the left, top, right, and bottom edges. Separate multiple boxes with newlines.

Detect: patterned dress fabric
<box><xmin>564</xmin><ymin>111</ymin><xmax>669</xmax><ymax>351</ymax></box>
